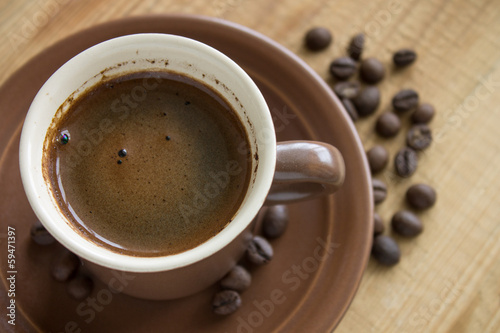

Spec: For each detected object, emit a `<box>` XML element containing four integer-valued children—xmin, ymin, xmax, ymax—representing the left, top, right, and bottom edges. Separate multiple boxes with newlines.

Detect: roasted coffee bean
<box><xmin>333</xmin><ymin>81</ymin><xmax>360</xmax><ymax>99</ymax></box>
<box><xmin>347</xmin><ymin>33</ymin><xmax>365</xmax><ymax>60</ymax></box>
<box><xmin>394</xmin><ymin>147</ymin><xmax>418</xmax><ymax>178</ymax></box>
<box><xmin>341</xmin><ymin>98</ymin><xmax>359</xmax><ymax>122</ymax></box>
<box><xmin>329</xmin><ymin>57</ymin><xmax>357</xmax><ymax>80</ymax></box>
<box><xmin>367</xmin><ymin>145</ymin><xmax>389</xmax><ymax>173</ymax></box>
<box><xmin>247</xmin><ymin>236</ymin><xmax>273</xmax><ymax>265</ymax></box>
<box><xmin>360</xmin><ymin>57</ymin><xmax>385</xmax><ymax>84</ymax></box>
<box><xmin>51</xmin><ymin>249</ymin><xmax>80</xmax><ymax>282</ymax></box>
<box><xmin>375</xmin><ymin>112</ymin><xmax>401</xmax><ymax>138</ymax></box>
<box><xmin>305</xmin><ymin>27</ymin><xmax>332</xmax><ymax>51</ymax></box>
<box><xmin>372</xmin><ymin>179</ymin><xmax>387</xmax><ymax>204</ymax></box>
<box><xmin>411</xmin><ymin>103</ymin><xmax>435</xmax><ymax>124</ymax></box>
<box><xmin>391</xmin><ymin>210</ymin><xmax>423</xmax><ymax>237</ymax></box>
<box><xmin>392</xmin><ymin>89</ymin><xmax>419</xmax><ymax>112</ymax></box>
<box><xmin>372</xmin><ymin>235</ymin><xmax>400</xmax><ymax>266</ymax></box>
<box><xmin>407</xmin><ymin>124</ymin><xmax>432</xmax><ymax>151</ymax></box>
<box><xmin>262</xmin><ymin>205</ymin><xmax>289</xmax><ymax>239</ymax></box>
<box><xmin>30</xmin><ymin>220</ymin><xmax>55</xmax><ymax>245</ymax></box>
<box><xmin>393</xmin><ymin>49</ymin><xmax>417</xmax><ymax>67</ymax></box>
<box><xmin>353</xmin><ymin>86</ymin><xmax>380</xmax><ymax>116</ymax></box>
<box><xmin>212</xmin><ymin>290</ymin><xmax>242</xmax><ymax>315</ymax></box>
<box><xmin>67</xmin><ymin>274</ymin><xmax>94</xmax><ymax>301</ymax></box>
<box><xmin>406</xmin><ymin>184</ymin><xmax>437</xmax><ymax>210</ymax></box>
<box><xmin>373</xmin><ymin>212</ymin><xmax>385</xmax><ymax>236</ymax></box>
<box><xmin>220</xmin><ymin>265</ymin><xmax>252</xmax><ymax>292</ymax></box>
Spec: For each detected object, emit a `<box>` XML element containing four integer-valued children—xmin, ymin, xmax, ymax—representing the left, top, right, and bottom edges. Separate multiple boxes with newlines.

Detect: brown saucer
<box><xmin>0</xmin><ymin>15</ymin><xmax>372</xmax><ymax>332</ymax></box>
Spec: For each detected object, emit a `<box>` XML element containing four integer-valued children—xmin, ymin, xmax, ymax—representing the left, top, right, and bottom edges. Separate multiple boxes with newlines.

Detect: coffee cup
<box><xmin>19</xmin><ymin>34</ymin><xmax>344</xmax><ymax>300</ymax></box>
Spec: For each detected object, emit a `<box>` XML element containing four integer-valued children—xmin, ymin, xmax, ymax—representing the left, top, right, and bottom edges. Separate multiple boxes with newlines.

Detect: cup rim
<box><xmin>19</xmin><ymin>33</ymin><xmax>276</xmax><ymax>272</ymax></box>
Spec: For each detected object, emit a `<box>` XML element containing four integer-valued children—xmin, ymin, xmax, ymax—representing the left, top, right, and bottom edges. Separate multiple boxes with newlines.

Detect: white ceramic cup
<box><xmin>20</xmin><ymin>34</ymin><xmax>344</xmax><ymax>300</ymax></box>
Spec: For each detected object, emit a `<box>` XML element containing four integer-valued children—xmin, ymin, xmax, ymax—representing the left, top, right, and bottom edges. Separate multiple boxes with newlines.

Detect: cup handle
<box><xmin>265</xmin><ymin>141</ymin><xmax>345</xmax><ymax>205</ymax></box>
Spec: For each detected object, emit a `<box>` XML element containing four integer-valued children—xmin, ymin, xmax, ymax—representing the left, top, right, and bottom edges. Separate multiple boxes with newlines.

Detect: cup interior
<box><xmin>19</xmin><ymin>33</ymin><xmax>276</xmax><ymax>272</ymax></box>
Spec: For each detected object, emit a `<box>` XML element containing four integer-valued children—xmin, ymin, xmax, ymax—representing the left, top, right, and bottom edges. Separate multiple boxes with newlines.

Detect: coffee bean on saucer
<box><xmin>220</xmin><ymin>265</ymin><xmax>252</xmax><ymax>292</ymax></box>
<box><xmin>372</xmin><ymin>179</ymin><xmax>387</xmax><ymax>204</ymax></box>
<box><xmin>367</xmin><ymin>145</ymin><xmax>389</xmax><ymax>173</ymax></box>
<box><xmin>373</xmin><ymin>212</ymin><xmax>385</xmax><ymax>236</ymax></box>
<box><xmin>329</xmin><ymin>57</ymin><xmax>357</xmax><ymax>80</ymax></box>
<box><xmin>411</xmin><ymin>103</ymin><xmax>435</xmax><ymax>124</ymax></box>
<box><xmin>262</xmin><ymin>205</ymin><xmax>289</xmax><ymax>239</ymax></box>
<box><xmin>391</xmin><ymin>210</ymin><xmax>423</xmax><ymax>237</ymax></box>
<box><xmin>394</xmin><ymin>147</ymin><xmax>418</xmax><ymax>178</ymax></box>
<box><xmin>372</xmin><ymin>235</ymin><xmax>400</xmax><ymax>266</ymax></box>
<box><xmin>375</xmin><ymin>112</ymin><xmax>401</xmax><ymax>138</ymax></box>
<box><xmin>30</xmin><ymin>220</ymin><xmax>55</xmax><ymax>245</ymax></box>
<box><xmin>360</xmin><ymin>57</ymin><xmax>385</xmax><ymax>84</ymax></box>
<box><xmin>247</xmin><ymin>236</ymin><xmax>273</xmax><ymax>265</ymax></box>
<box><xmin>407</xmin><ymin>124</ymin><xmax>432</xmax><ymax>151</ymax></box>
<box><xmin>393</xmin><ymin>49</ymin><xmax>417</xmax><ymax>67</ymax></box>
<box><xmin>305</xmin><ymin>27</ymin><xmax>332</xmax><ymax>51</ymax></box>
<box><xmin>392</xmin><ymin>89</ymin><xmax>419</xmax><ymax>112</ymax></box>
<box><xmin>51</xmin><ymin>249</ymin><xmax>80</xmax><ymax>282</ymax></box>
<box><xmin>353</xmin><ymin>86</ymin><xmax>380</xmax><ymax>116</ymax></box>
<box><xmin>212</xmin><ymin>290</ymin><xmax>242</xmax><ymax>315</ymax></box>
<box><xmin>341</xmin><ymin>98</ymin><xmax>359</xmax><ymax>122</ymax></box>
<box><xmin>406</xmin><ymin>184</ymin><xmax>437</xmax><ymax>210</ymax></box>
<box><xmin>67</xmin><ymin>274</ymin><xmax>94</xmax><ymax>301</ymax></box>
<box><xmin>347</xmin><ymin>33</ymin><xmax>365</xmax><ymax>60</ymax></box>
<box><xmin>333</xmin><ymin>81</ymin><xmax>360</xmax><ymax>99</ymax></box>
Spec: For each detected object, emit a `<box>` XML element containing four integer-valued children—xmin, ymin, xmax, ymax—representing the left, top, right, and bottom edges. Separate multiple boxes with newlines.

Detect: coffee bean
<box><xmin>347</xmin><ymin>33</ymin><xmax>365</xmax><ymax>60</ymax></box>
<box><xmin>212</xmin><ymin>290</ymin><xmax>242</xmax><ymax>315</ymax></box>
<box><xmin>372</xmin><ymin>179</ymin><xmax>387</xmax><ymax>204</ymax></box>
<box><xmin>30</xmin><ymin>220</ymin><xmax>55</xmax><ymax>245</ymax></box>
<box><xmin>407</xmin><ymin>124</ymin><xmax>432</xmax><ymax>151</ymax></box>
<box><xmin>360</xmin><ymin>57</ymin><xmax>385</xmax><ymax>84</ymax></box>
<box><xmin>262</xmin><ymin>205</ymin><xmax>289</xmax><ymax>239</ymax></box>
<box><xmin>373</xmin><ymin>212</ymin><xmax>385</xmax><ymax>236</ymax></box>
<box><xmin>394</xmin><ymin>147</ymin><xmax>418</xmax><ymax>178</ymax></box>
<box><xmin>67</xmin><ymin>274</ymin><xmax>94</xmax><ymax>301</ymax></box>
<box><xmin>406</xmin><ymin>184</ymin><xmax>437</xmax><ymax>210</ymax></box>
<box><xmin>220</xmin><ymin>265</ymin><xmax>252</xmax><ymax>292</ymax></box>
<box><xmin>341</xmin><ymin>98</ymin><xmax>359</xmax><ymax>122</ymax></box>
<box><xmin>333</xmin><ymin>81</ymin><xmax>360</xmax><ymax>99</ymax></box>
<box><xmin>353</xmin><ymin>86</ymin><xmax>380</xmax><ymax>116</ymax></box>
<box><xmin>391</xmin><ymin>210</ymin><xmax>423</xmax><ymax>237</ymax></box>
<box><xmin>393</xmin><ymin>49</ymin><xmax>417</xmax><ymax>67</ymax></box>
<box><xmin>329</xmin><ymin>57</ymin><xmax>357</xmax><ymax>80</ymax></box>
<box><xmin>367</xmin><ymin>145</ymin><xmax>389</xmax><ymax>173</ymax></box>
<box><xmin>247</xmin><ymin>236</ymin><xmax>273</xmax><ymax>265</ymax></box>
<box><xmin>375</xmin><ymin>112</ymin><xmax>401</xmax><ymax>138</ymax></box>
<box><xmin>305</xmin><ymin>27</ymin><xmax>332</xmax><ymax>51</ymax></box>
<box><xmin>372</xmin><ymin>235</ymin><xmax>400</xmax><ymax>266</ymax></box>
<box><xmin>411</xmin><ymin>103</ymin><xmax>435</xmax><ymax>124</ymax></box>
<box><xmin>392</xmin><ymin>89</ymin><xmax>419</xmax><ymax>112</ymax></box>
<box><xmin>52</xmin><ymin>249</ymin><xmax>80</xmax><ymax>282</ymax></box>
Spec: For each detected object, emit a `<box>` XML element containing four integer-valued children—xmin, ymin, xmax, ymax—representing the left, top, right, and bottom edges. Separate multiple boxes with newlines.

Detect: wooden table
<box><xmin>1</xmin><ymin>0</ymin><xmax>499</xmax><ymax>332</ymax></box>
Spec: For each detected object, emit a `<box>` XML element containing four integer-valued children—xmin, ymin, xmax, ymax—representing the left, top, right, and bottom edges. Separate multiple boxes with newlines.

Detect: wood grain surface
<box><xmin>1</xmin><ymin>0</ymin><xmax>499</xmax><ymax>332</ymax></box>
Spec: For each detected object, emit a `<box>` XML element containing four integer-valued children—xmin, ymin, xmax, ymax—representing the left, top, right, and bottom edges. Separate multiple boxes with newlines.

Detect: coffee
<box><xmin>43</xmin><ymin>71</ymin><xmax>252</xmax><ymax>257</ymax></box>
